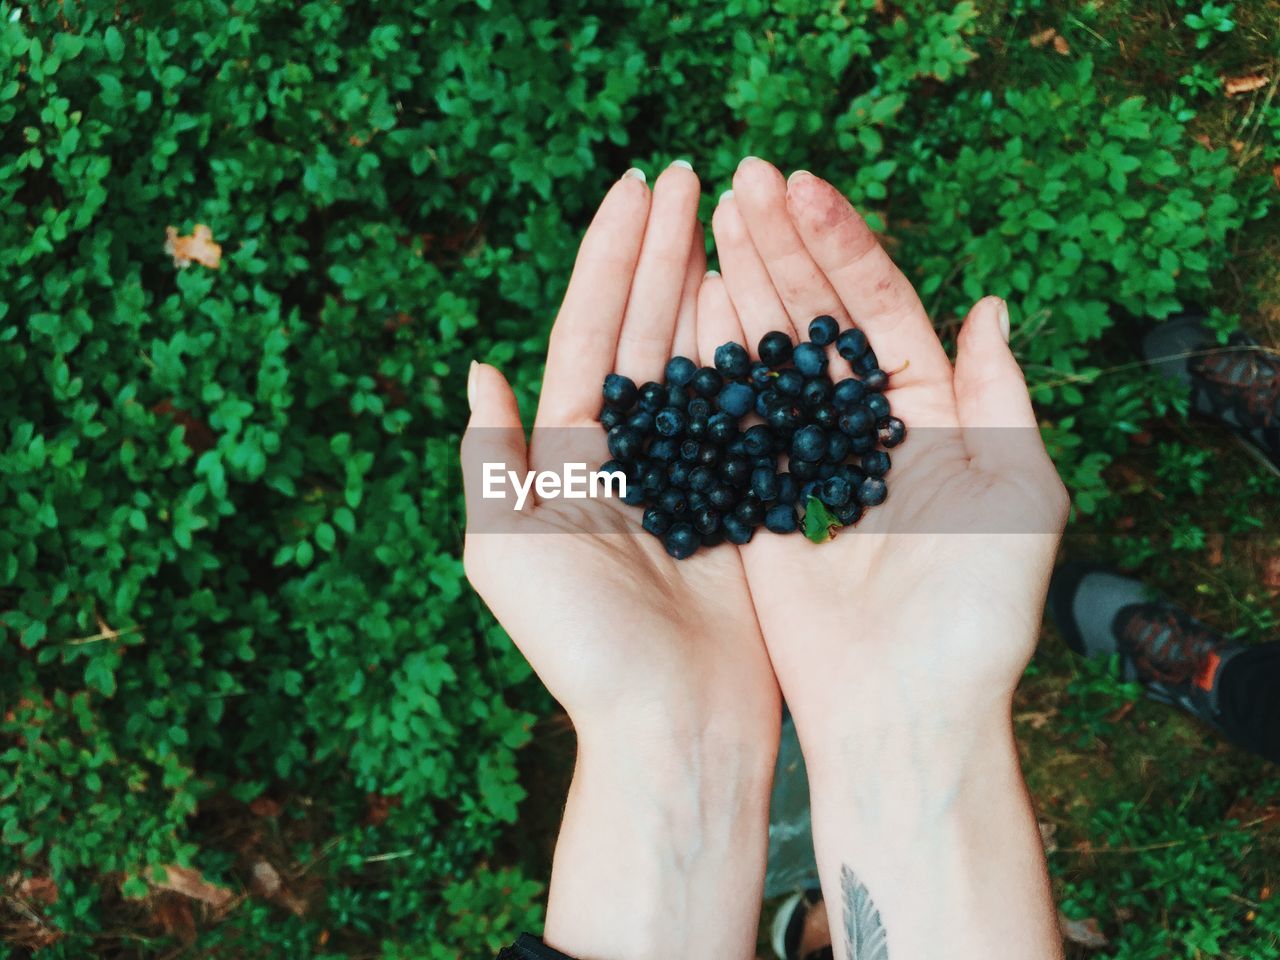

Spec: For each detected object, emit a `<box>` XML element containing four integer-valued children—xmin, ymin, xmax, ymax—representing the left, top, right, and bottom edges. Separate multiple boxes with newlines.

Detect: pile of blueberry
<box><xmin>599</xmin><ymin>316</ymin><xmax>905</xmax><ymax>559</ymax></box>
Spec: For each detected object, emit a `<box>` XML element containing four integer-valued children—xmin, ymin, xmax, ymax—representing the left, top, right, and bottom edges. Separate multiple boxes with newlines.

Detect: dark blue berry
<box><xmin>750</xmin><ymin>362</ymin><xmax>774</xmax><ymax>389</ymax></box>
<box><xmin>689</xmin><ymin>465</ymin><xmax>715</xmax><ymax>492</ymax></box>
<box><xmin>862</xmin><ymin>451</ymin><xmax>891</xmax><ymax>477</ymax></box>
<box><xmin>641</xmin><ymin>462</ymin><xmax>666</xmax><ymax>494</ymax></box>
<box><xmin>743</xmin><ymin>424</ymin><xmax>774</xmax><ymax>457</ymax></box>
<box><xmin>775</xmin><ymin>369</ymin><xmax>804</xmax><ymax>397</ymax></box>
<box><xmin>767</xmin><ymin>404</ymin><xmax>801</xmax><ymax>435</ymax></box>
<box><xmin>657</xmin><ymin>487</ymin><xmax>688</xmax><ymax>515</ymax></box>
<box><xmin>793</xmin><ymin>342</ymin><xmax>828</xmax><ymax>377</ymax></box>
<box><xmin>826</xmin><ymin>432</ymin><xmax>851</xmax><ymax>463</ymax></box>
<box><xmin>654</xmin><ymin>407</ymin><xmax>687</xmax><ymax>437</ymax></box>
<box><xmin>832</xmin><ymin>378</ymin><xmax>867</xmax><ymax>410</ymax></box>
<box><xmin>812</xmin><ymin>404</ymin><xmax>838</xmax><ymax>430</ymax></box>
<box><xmin>808</xmin><ymin>315</ymin><xmax>839</xmax><ymax>346</ymax></box>
<box><xmin>791</xmin><ymin>424</ymin><xmax>825</xmax><ymax>461</ymax></box>
<box><xmin>723</xmin><ymin>514</ymin><xmax>754</xmax><ymax>545</ymax></box>
<box><xmin>627</xmin><ymin>410</ymin><xmax>654</xmax><ymax>434</ymax></box>
<box><xmin>759</xmin><ymin>330</ymin><xmax>794</xmax><ymax>368</ymax></box>
<box><xmin>709</xmin><ymin>483</ymin><xmax>736</xmax><ymax>511</ymax></box>
<box><xmin>692</xmin><ymin>367</ymin><xmax>723</xmax><ymax>398</ymax></box>
<box><xmin>726</xmin><ymin>436</ymin><xmax>748</xmax><ymax>457</ymax></box>
<box><xmin>642</xmin><ymin>507</ymin><xmax>671</xmax><ymax>536</ymax></box>
<box><xmin>878</xmin><ymin>416</ymin><xmax>906</xmax><ymax>447</ymax></box>
<box><xmin>687</xmin><ymin>396</ymin><xmax>712</xmax><ymax>419</ymax></box>
<box><xmin>799</xmin><ymin>479</ymin><xmax>822</xmax><ymax>504</ymax></box>
<box><xmin>649</xmin><ymin>438</ymin><xmax>678</xmax><ymax>461</ymax></box>
<box><xmin>849</xmin><ymin>432</ymin><xmax>876</xmax><ymax>454</ymax></box>
<box><xmin>638</xmin><ymin>381</ymin><xmax>664</xmax><ymax>411</ymax></box>
<box><xmin>707</xmin><ymin>412</ymin><xmax>738</xmax><ymax>445</ymax></box>
<box><xmin>668</xmin><ymin>460</ymin><xmax>693</xmax><ymax>487</ymax></box>
<box><xmin>664</xmin><ymin>522</ymin><xmax>699</xmax><ymax>559</ymax></box>
<box><xmin>817</xmin><ymin>462</ymin><xmax>837</xmax><ymax>480</ymax></box>
<box><xmin>863</xmin><ymin>368</ymin><xmax>888</xmax><ymax>392</ymax></box>
<box><xmin>679</xmin><ymin>439</ymin><xmax>701</xmax><ymax>460</ymax></box>
<box><xmin>838</xmin><ymin>406</ymin><xmax>874</xmax><ymax>437</ymax></box>
<box><xmin>836</xmin><ymin>328</ymin><xmax>868</xmax><ymax>362</ymax></box>
<box><xmin>700</xmin><ymin>528</ymin><xmax>726</xmax><ymax>547</ymax></box>
<box><xmin>866</xmin><ymin>393</ymin><xmax>890</xmax><ymax>419</ymax></box>
<box><xmin>603</xmin><ymin>373</ymin><xmax>638</xmax><ymax>408</ymax></box>
<box><xmin>717</xmin><ymin>382</ymin><xmax>755</xmax><ymax>417</ymax></box>
<box><xmin>751</xmin><ymin>467</ymin><xmax>779</xmax><ymax>501</ymax></box>
<box><xmin>776</xmin><ymin>473</ymin><xmax>799</xmax><ymax>505</ymax></box>
<box><xmin>600</xmin><ymin>405</ymin><xmax>625</xmax><ymax>429</ymax></box>
<box><xmin>834</xmin><ymin>500</ymin><xmax>863</xmax><ymax>525</ymax></box>
<box><xmin>764</xmin><ymin>503</ymin><xmax>798</xmax><ymax>533</ymax></box>
<box><xmin>714</xmin><ymin>342</ymin><xmax>750</xmax><ymax>378</ymax></box>
<box><xmin>854</xmin><ymin>349</ymin><xmax>879</xmax><ymax>374</ymax></box>
<box><xmin>801</xmin><ymin>378</ymin><xmax>832</xmax><ymax>410</ymax></box>
<box><xmin>693</xmin><ymin>507</ymin><xmax>721</xmax><ymax>535</ymax></box>
<box><xmin>858</xmin><ymin>476</ymin><xmax>888</xmax><ymax>506</ymax></box>
<box><xmin>719</xmin><ymin>456</ymin><xmax>750</xmax><ymax>486</ymax></box>
<box><xmin>607</xmin><ymin>425</ymin><xmax>642</xmax><ymax>460</ymax></box>
<box><xmin>791</xmin><ymin>458</ymin><xmax>820</xmax><ymax>480</ymax></box>
<box><xmin>697</xmin><ymin>443</ymin><xmax>719</xmax><ymax>464</ymax></box>
<box><xmin>687</xmin><ymin>490</ymin><xmax>710</xmax><ymax>513</ymax></box>
<box><xmin>664</xmin><ymin>355</ymin><xmax>697</xmax><ymax>387</ymax></box>
<box><xmin>663</xmin><ymin>383</ymin><xmax>688</xmax><ymax>409</ymax></box>
<box><xmin>621</xmin><ymin>477</ymin><xmax>645</xmax><ymax>505</ymax></box>
<box><xmin>734</xmin><ymin>497</ymin><xmax>764</xmax><ymax>525</ymax></box>
<box><xmin>754</xmin><ymin>389</ymin><xmax>778</xmax><ymax>417</ymax></box>
<box><xmin>820</xmin><ymin>475</ymin><xmax>852</xmax><ymax>507</ymax></box>
<box><xmin>686</xmin><ymin>415</ymin><xmax>707</xmax><ymax>439</ymax></box>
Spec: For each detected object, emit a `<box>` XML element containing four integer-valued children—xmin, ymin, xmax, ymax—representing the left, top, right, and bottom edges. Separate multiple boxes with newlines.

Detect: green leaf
<box><xmin>803</xmin><ymin>496</ymin><xmax>842</xmax><ymax>544</ymax></box>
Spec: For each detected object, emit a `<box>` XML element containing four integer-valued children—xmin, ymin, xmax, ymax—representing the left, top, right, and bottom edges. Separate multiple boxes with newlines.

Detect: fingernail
<box><xmin>996</xmin><ymin>299</ymin><xmax>1010</xmax><ymax>342</ymax></box>
<box><xmin>704</xmin><ymin>268</ymin><xmax>720</xmax><ymax>278</ymax></box>
<box><xmin>738</xmin><ymin>156</ymin><xmax>760</xmax><ymax>168</ymax></box>
<box><xmin>623</xmin><ymin>167</ymin><xmax>646</xmax><ymax>183</ymax></box>
<box><xmin>670</xmin><ymin>159</ymin><xmax>693</xmax><ymax>170</ymax></box>
<box><xmin>787</xmin><ymin>169</ymin><xmax>813</xmax><ymax>185</ymax></box>
<box><xmin>719</xmin><ymin>189</ymin><xmax>734</xmax><ymax>204</ymax></box>
<box><xmin>467</xmin><ymin>360</ymin><xmax>479</xmax><ymax>411</ymax></box>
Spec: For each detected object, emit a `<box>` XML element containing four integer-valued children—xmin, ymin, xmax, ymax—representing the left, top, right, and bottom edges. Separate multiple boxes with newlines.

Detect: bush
<box><xmin>1</xmin><ymin>0</ymin><xmax>1275</xmax><ymax>956</ymax></box>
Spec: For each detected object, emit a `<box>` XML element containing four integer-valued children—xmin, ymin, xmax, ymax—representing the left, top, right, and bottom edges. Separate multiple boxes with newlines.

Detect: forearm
<box><xmin>542</xmin><ymin>725</ymin><xmax>775</xmax><ymax>960</ymax></box>
<box><xmin>802</xmin><ymin>706</ymin><xmax>1062</xmax><ymax>960</ymax></box>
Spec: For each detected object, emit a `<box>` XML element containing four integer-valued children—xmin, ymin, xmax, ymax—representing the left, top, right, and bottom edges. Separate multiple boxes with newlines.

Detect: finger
<box><xmin>614</xmin><ymin>161</ymin><xmax>702</xmax><ymax>383</ymax></box>
<box><xmin>672</xmin><ymin>223</ymin><xmax>705</xmax><ymax>361</ymax></box>
<box><xmin>953</xmin><ymin>297</ymin><xmax>1056</xmax><ymax>480</ymax></box>
<box><xmin>696</xmin><ymin>271</ymin><xmax>747</xmax><ymax>368</ymax></box>
<box><xmin>785</xmin><ymin>171</ymin><xmax>954</xmax><ymax>394</ymax></box>
<box><xmin>461</xmin><ymin>362</ymin><xmax>532</xmax><ymax>533</ymax></box>
<box><xmin>537</xmin><ymin>170</ymin><xmax>651</xmax><ymax>430</ymax></box>
<box><xmin>732</xmin><ymin>157</ymin><xmax>854</xmax><ymax>376</ymax></box>
<box><xmin>711</xmin><ymin>190</ymin><xmax>799</xmax><ymax>354</ymax></box>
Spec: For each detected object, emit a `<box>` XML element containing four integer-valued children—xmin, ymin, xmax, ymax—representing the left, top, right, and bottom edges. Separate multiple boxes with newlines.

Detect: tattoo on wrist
<box><xmin>841</xmin><ymin>864</ymin><xmax>889</xmax><ymax>960</ymax></box>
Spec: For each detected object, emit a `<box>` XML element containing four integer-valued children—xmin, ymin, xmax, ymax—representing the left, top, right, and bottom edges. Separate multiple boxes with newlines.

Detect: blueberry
<box><xmin>839</xmin><ymin>463</ymin><xmax>866</xmax><ymax>488</ymax></box>
<box><xmin>820</xmin><ymin>475</ymin><xmax>852</xmax><ymax>507</ymax></box>
<box><xmin>775</xmin><ymin>369</ymin><xmax>805</xmax><ymax>397</ymax></box>
<box><xmin>719</xmin><ymin>456</ymin><xmax>751</xmax><ymax>486</ymax></box>
<box><xmin>723</xmin><ymin>514</ymin><xmax>754</xmax><ymax>545</ymax></box>
<box><xmin>764</xmin><ymin>503</ymin><xmax>798</xmax><ymax>533</ymax></box>
<box><xmin>692</xmin><ymin>367</ymin><xmax>723</xmax><ymax>398</ymax></box>
<box><xmin>686</xmin><ymin>415</ymin><xmax>707</xmax><ymax>439</ymax></box>
<box><xmin>812</xmin><ymin>404</ymin><xmax>838</xmax><ymax>430</ymax></box>
<box><xmin>866</xmin><ymin>393</ymin><xmax>891</xmax><ymax>419</ymax></box>
<box><xmin>801</xmin><ymin>378</ymin><xmax>832</xmax><ymax>410</ymax></box>
<box><xmin>641</xmin><ymin>462</ymin><xmax>666</xmax><ymax>494</ymax></box>
<box><xmin>767</xmin><ymin>404</ymin><xmax>801</xmax><ymax>435</ymax></box>
<box><xmin>862</xmin><ymin>450</ymin><xmax>891</xmax><ymax>477</ymax></box>
<box><xmin>655</xmin><ymin>407</ymin><xmax>687</xmax><ymax>437</ymax></box>
<box><xmin>799</xmin><ymin>479</ymin><xmax>822</xmax><ymax>504</ymax></box>
<box><xmin>649</xmin><ymin>438</ymin><xmax>678</xmax><ymax>461</ymax></box>
<box><xmin>642</xmin><ymin>507</ymin><xmax>671</xmax><ymax>536</ymax></box>
<box><xmin>689</xmin><ymin>465</ymin><xmax>715</xmax><ymax>492</ymax></box>
<box><xmin>808</xmin><ymin>314</ymin><xmax>839</xmax><ymax>346</ymax></box>
<box><xmin>838</xmin><ymin>406</ymin><xmax>874</xmax><ymax>437</ymax></box>
<box><xmin>743</xmin><ymin>424</ymin><xmax>774</xmax><ymax>457</ymax></box>
<box><xmin>697</xmin><ymin>443</ymin><xmax>719</xmax><ymax>464</ymax></box>
<box><xmin>791</xmin><ymin>424</ymin><xmax>826</xmax><ymax>461</ymax></box>
<box><xmin>793</xmin><ymin>342</ymin><xmax>828</xmax><ymax>377</ymax></box>
<box><xmin>600</xmin><ymin>405</ymin><xmax>625</xmax><ymax>430</ymax></box>
<box><xmin>621</xmin><ymin>477</ymin><xmax>645</xmax><ymax>505</ymax></box>
<box><xmin>759</xmin><ymin>330</ymin><xmax>794</xmax><ymax>368</ymax></box>
<box><xmin>707</xmin><ymin>412</ymin><xmax>738</xmax><ymax>445</ymax></box>
<box><xmin>658</xmin><ymin>487</ymin><xmax>688</xmax><ymax>515</ymax></box>
<box><xmin>854</xmin><ymin>349</ymin><xmax>879</xmax><ymax>375</ymax></box>
<box><xmin>663</xmin><ymin>383</ymin><xmax>688</xmax><ymax>409</ymax></box>
<box><xmin>750</xmin><ymin>361</ymin><xmax>774</xmax><ymax>389</ymax></box>
<box><xmin>834</xmin><ymin>500</ymin><xmax>863</xmax><ymax>525</ymax></box>
<box><xmin>835</xmin><ymin>328</ymin><xmax>868</xmax><ymax>362</ymax></box>
<box><xmin>687</xmin><ymin>397</ymin><xmax>712</xmax><ymax>419</ymax></box>
<box><xmin>858</xmin><ymin>476</ymin><xmax>888</xmax><ymax>506</ymax></box>
<box><xmin>825</xmin><ymin>431</ymin><xmax>851</xmax><ymax>463</ymax></box>
<box><xmin>849</xmin><ymin>432</ymin><xmax>876</xmax><ymax>454</ymax></box>
<box><xmin>776</xmin><ymin>472</ymin><xmax>799</xmax><ymax>505</ymax></box>
<box><xmin>734</xmin><ymin>497</ymin><xmax>763</xmax><ymax>525</ymax></box>
<box><xmin>665</xmin><ymin>356</ymin><xmax>697</xmax><ymax>387</ymax></box>
<box><xmin>717</xmin><ymin>382</ymin><xmax>755</xmax><ymax>417</ymax></box>
<box><xmin>679</xmin><ymin>439</ymin><xmax>701</xmax><ymax>461</ymax></box>
<box><xmin>638</xmin><ymin>381</ymin><xmax>664</xmax><ymax>411</ymax></box>
<box><xmin>709</xmin><ymin>483</ymin><xmax>736</xmax><ymax>511</ymax></box>
<box><xmin>755</xmin><ymin>389</ymin><xmax>778</xmax><ymax>417</ymax></box>
<box><xmin>664</xmin><ymin>522</ymin><xmax>700</xmax><ymax>559</ymax></box>
<box><xmin>714</xmin><ymin>342</ymin><xmax>751</xmax><ymax>379</ymax></box>
<box><xmin>726</xmin><ymin>436</ymin><xmax>748</xmax><ymax>457</ymax></box>
<box><xmin>607</xmin><ymin>425</ymin><xmax>643</xmax><ymax>460</ymax></box>
<box><xmin>877</xmin><ymin>416</ymin><xmax>906</xmax><ymax>448</ymax></box>
<box><xmin>700</xmin><ymin>528</ymin><xmax>726</xmax><ymax>547</ymax></box>
<box><xmin>832</xmin><ymin>378</ymin><xmax>867</xmax><ymax>411</ymax></box>
<box><xmin>603</xmin><ymin>373</ymin><xmax>638</xmax><ymax>408</ymax></box>
<box><xmin>817</xmin><ymin>462</ymin><xmax>837</xmax><ymax>480</ymax></box>
<box><xmin>687</xmin><ymin>490</ymin><xmax>710</xmax><ymax>513</ymax></box>
<box><xmin>668</xmin><ymin>460</ymin><xmax>693</xmax><ymax>487</ymax></box>
<box><xmin>790</xmin><ymin>458</ymin><xmax>820</xmax><ymax>480</ymax></box>
<box><xmin>751</xmin><ymin>467</ymin><xmax>779</xmax><ymax>501</ymax></box>
<box><xmin>693</xmin><ymin>507</ymin><xmax>721</xmax><ymax>536</ymax></box>
<box><xmin>627</xmin><ymin>410</ymin><xmax>654</xmax><ymax>434</ymax></box>
<box><xmin>863</xmin><ymin>368</ymin><xmax>888</xmax><ymax>392</ymax></box>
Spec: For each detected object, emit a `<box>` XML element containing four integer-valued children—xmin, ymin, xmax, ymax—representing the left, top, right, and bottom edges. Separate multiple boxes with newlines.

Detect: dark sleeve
<box><xmin>496</xmin><ymin>932</ymin><xmax>582</xmax><ymax>960</ymax></box>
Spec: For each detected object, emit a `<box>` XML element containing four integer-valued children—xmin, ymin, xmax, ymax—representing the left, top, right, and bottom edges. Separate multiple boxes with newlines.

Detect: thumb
<box><xmin>460</xmin><ymin>361</ymin><xmax>531</xmax><ymax>538</ymax></box>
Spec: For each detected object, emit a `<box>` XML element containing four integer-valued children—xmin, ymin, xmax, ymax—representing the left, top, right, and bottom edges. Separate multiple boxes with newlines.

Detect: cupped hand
<box><xmin>705</xmin><ymin>159</ymin><xmax>1070</xmax><ymax>764</ymax></box>
<box><xmin>461</xmin><ymin>164</ymin><xmax>779</xmax><ymax>753</ymax></box>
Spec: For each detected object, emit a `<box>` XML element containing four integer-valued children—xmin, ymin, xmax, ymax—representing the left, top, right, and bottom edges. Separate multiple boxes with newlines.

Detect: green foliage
<box><xmin>0</xmin><ymin>0</ymin><xmax>1276</xmax><ymax>956</ymax></box>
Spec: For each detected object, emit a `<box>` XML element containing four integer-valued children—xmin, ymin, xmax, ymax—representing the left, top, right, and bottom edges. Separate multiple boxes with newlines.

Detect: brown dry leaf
<box><xmin>249</xmin><ymin>795</ymin><xmax>283</xmax><ymax>818</ymax></box>
<box><xmin>1052</xmin><ymin>34</ymin><xmax>1070</xmax><ymax>55</ymax></box>
<box><xmin>164</xmin><ymin>224</ymin><xmax>222</xmax><ymax>269</ymax></box>
<box><xmin>1272</xmin><ymin>163</ymin><xmax>1280</xmax><ymax>191</ymax></box>
<box><xmin>249</xmin><ymin>861</ymin><xmax>282</xmax><ymax>899</ymax></box>
<box><xmin>152</xmin><ymin>894</ymin><xmax>196</xmax><ymax>946</ymax></box>
<box><xmin>1224</xmin><ymin>74</ymin><xmax>1269</xmax><ymax>97</ymax></box>
<box><xmin>147</xmin><ymin>865</ymin><xmax>233</xmax><ymax>909</ymax></box>
<box><xmin>1059</xmin><ymin>912</ymin><xmax>1109</xmax><ymax>948</ymax></box>
<box><xmin>1263</xmin><ymin>555</ymin><xmax>1280</xmax><ymax>595</ymax></box>
<box><xmin>365</xmin><ymin>792</ymin><xmax>402</xmax><ymax>827</ymax></box>
<box><xmin>1029</xmin><ymin>27</ymin><xmax>1057</xmax><ymax>48</ymax></box>
<box><xmin>1205</xmin><ymin>533</ymin><xmax>1225</xmax><ymax>567</ymax></box>
<box><xmin>17</xmin><ymin>876</ymin><xmax>58</xmax><ymax>905</ymax></box>
<box><xmin>1194</xmin><ymin>134</ymin><xmax>1215</xmax><ymax>150</ymax></box>
<box><xmin>1016</xmin><ymin>710</ymin><xmax>1055</xmax><ymax>730</ymax></box>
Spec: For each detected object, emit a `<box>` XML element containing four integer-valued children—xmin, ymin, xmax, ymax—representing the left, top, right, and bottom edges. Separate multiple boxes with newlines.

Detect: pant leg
<box><xmin>1214</xmin><ymin>642</ymin><xmax>1280</xmax><ymax>764</ymax></box>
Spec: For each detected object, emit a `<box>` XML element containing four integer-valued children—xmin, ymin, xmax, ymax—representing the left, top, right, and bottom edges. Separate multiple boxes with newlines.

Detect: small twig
<box><xmin>1026</xmin><ymin>344</ymin><xmax>1280</xmax><ymax>391</ymax></box>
